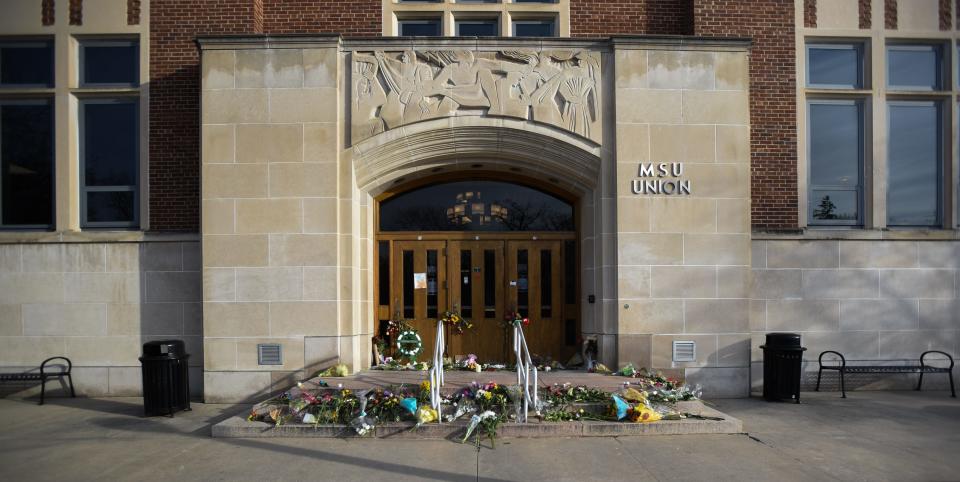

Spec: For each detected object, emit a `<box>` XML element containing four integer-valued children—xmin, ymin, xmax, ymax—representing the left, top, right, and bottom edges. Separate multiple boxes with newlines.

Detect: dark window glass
<box><xmin>563</xmin><ymin>240</ymin><xmax>575</xmax><ymax>304</ymax></box>
<box><xmin>888</xmin><ymin>44</ymin><xmax>942</xmax><ymax>90</ymax></box>
<box><xmin>807</xmin><ymin>44</ymin><xmax>862</xmax><ymax>88</ymax></box>
<box><xmin>81</xmin><ymin>40</ymin><xmax>139</xmax><ymax>86</ymax></box>
<box><xmin>540</xmin><ymin>249</ymin><xmax>551</xmax><ymax>318</ymax></box>
<box><xmin>1</xmin><ymin>100</ymin><xmax>54</xmax><ymax>227</ymax></box>
<box><xmin>515</xmin><ymin>0</ymin><xmax>557</xmax><ymax>2</ymax></box>
<box><xmin>808</xmin><ymin>101</ymin><xmax>862</xmax><ymax>225</ymax></box>
<box><xmin>517</xmin><ymin>249</ymin><xmax>528</xmax><ymax>317</ymax></box>
<box><xmin>87</xmin><ymin>191</ymin><xmax>135</xmax><ymax>223</ymax></box>
<box><xmin>426</xmin><ymin>249</ymin><xmax>438</xmax><ymax>318</ymax></box>
<box><xmin>484</xmin><ymin>249</ymin><xmax>496</xmax><ymax>318</ymax></box>
<box><xmin>82</xmin><ymin>99</ymin><xmax>138</xmax><ymax>226</ymax></box>
<box><xmin>0</xmin><ymin>41</ymin><xmax>54</xmax><ymax>86</ymax></box>
<box><xmin>456</xmin><ymin>20</ymin><xmax>498</xmax><ymax>36</ymax></box>
<box><xmin>888</xmin><ymin>101</ymin><xmax>941</xmax><ymax>226</ymax></box>
<box><xmin>460</xmin><ymin>250</ymin><xmax>472</xmax><ymax>318</ymax></box>
<box><xmin>378</xmin><ymin>241</ymin><xmax>390</xmax><ymax>305</ymax></box>
<box><xmin>403</xmin><ymin>250</ymin><xmax>414</xmax><ymax>318</ymax></box>
<box><xmin>399</xmin><ymin>20</ymin><xmax>442</xmax><ymax>36</ymax></box>
<box><xmin>380</xmin><ymin>180</ymin><xmax>574</xmax><ymax>232</ymax></box>
<box><xmin>513</xmin><ymin>20</ymin><xmax>556</xmax><ymax>37</ymax></box>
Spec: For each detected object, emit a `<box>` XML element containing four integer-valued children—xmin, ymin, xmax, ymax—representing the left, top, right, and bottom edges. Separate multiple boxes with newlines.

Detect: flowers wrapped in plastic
<box><xmin>462</xmin><ymin>410</ymin><xmax>501</xmax><ymax>447</ymax></box>
<box><xmin>349</xmin><ymin>390</ymin><xmax>376</xmax><ymax>436</ymax></box>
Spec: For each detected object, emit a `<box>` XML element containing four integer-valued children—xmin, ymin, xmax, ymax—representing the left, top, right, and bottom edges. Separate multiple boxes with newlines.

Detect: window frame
<box><xmin>0</xmin><ymin>97</ymin><xmax>56</xmax><ymax>230</ymax></box>
<box><xmin>0</xmin><ymin>39</ymin><xmax>55</xmax><ymax>88</ymax></box>
<box><xmin>885</xmin><ymin>99</ymin><xmax>944</xmax><ymax>227</ymax></box>
<box><xmin>807</xmin><ymin>98</ymin><xmax>866</xmax><ymax>227</ymax></box>
<box><xmin>397</xmin><ymin>18</ymin><xmax>444</xmax><ymax>37</ymax></box>
<box><xmin>79</xmin><ymin>97</ymin><xmax>140</xmax><ymax>229</ymax></box>
<box><xmin>78</xmin><ymin>38</ymin><xmax>140</xmax><ymax>88</ymax></box>
<box><xmin>512</xmin><ymin>18</ymin><xmax>558</xmax><ymax>37</ymax></box>
<box><xmin>455</xmin><ymin>18</ymin><xmax>500</xmax><ymax>37</ymax></box>
<box><xmin>805</xmin><ymin>42</ymin><xmax>865</xmax><ymax>90</ymax></box>
<box><xmin>886</xmin><ymin>43</ymin><xmax>944</xmax><ymax>92</ymax></box>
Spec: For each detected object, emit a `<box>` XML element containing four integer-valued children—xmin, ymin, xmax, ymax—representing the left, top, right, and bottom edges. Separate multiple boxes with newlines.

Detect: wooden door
<box><xmin>506</xmin><ymin>240</ymin><xmax>564</xmax><ymax>361</ymax></box>
<box><xmin>391</xmin><ymin>240</ymin><xmax>446</xmax><ymax>361</ymax></box>
<box><xmin>446</xmin><ymin>240</ymin><xmax>505</xmax><ymax>361</ymax></box>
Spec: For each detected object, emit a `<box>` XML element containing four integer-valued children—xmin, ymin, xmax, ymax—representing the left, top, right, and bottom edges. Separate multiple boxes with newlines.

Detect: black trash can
<box><xmin>760</xmin><ymin>333</ymin><xmax>807</xmax><ymax>403</ymax></box>
<box><xmin>140</xmin><ymin>340</ymin><xmax>191</xmax><ymax>416</ymax></box>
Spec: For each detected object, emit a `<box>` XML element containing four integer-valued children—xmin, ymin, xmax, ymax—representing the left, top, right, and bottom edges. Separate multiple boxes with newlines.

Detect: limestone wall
<box><xmin>752</xmin><ymin>238</ymin><xmax>960</xmax><ymax>390</ymax></box>
<box><xmin>0</xmin><ymin>240</ymin><xmax>202</xmax><ymax>397</ymax></box>
<box><xmin>613</xmin><ymin>40</ymin><xmax>753</xmax><ymax>398</ymax></box>
<box><xmin>200</xmin><ymin>41</ymin><xmax>347</xmax><ymax>402</ymax></box>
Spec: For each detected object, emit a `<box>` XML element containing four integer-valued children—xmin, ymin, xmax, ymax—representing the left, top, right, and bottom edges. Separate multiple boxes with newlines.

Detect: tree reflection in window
<box><xmin>380</xmin><ymin>180</ymin><xmax>574</xmax><ymax>232</ymax></box>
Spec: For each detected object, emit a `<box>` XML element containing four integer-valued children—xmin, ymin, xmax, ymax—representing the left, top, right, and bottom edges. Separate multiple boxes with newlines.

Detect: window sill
<box><xmin>752</xmin><ymin>228</ymin><xmax>960</xmax><ymax>241</ymax></box>
<box><xmin>0</xmin><ymin>231</ymin><xmax>199</xmax><ymax>244</ymax></box>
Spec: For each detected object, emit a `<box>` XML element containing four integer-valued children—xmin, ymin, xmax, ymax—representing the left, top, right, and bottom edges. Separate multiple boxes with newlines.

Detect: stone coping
<box><xmin>196</xmin><ymin>34</ymin><xmax>751</xmax><ymax>52</ymax></box>
<box><xmin>753</xmin><ymin>229</ymin><xmax>960</xmax><ymax>241</ymax></box>
<box><xmin>0</xmin><ymin>231</ymin><xmax>200</xmax><ymax>244</ymax></box>
<box><xmin>212</xmin><ymin>403</ymin><xmax>741</xmax><ymax>439</ymax></box>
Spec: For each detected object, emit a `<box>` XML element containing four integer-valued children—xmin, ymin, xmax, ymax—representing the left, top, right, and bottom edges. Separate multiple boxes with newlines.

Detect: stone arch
<box><xmin>345</xmin><ymin>118</ymin><xmax>611</xmax><ymax>369</ymax></box>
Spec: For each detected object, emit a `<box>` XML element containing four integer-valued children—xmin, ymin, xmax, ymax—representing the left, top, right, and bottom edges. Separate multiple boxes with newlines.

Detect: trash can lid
<box><xmin>764</xmin><ymin>332</ymin><xmax>802</xmax><ymax>346</ymax></box>
<box><xmin>143</xmin><ymin>340</ymin><xmax>186</xmax><ymax>357</ymax></box>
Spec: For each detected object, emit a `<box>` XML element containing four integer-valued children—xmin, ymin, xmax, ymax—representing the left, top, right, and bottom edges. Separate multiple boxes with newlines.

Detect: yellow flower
<box><xmin>484</xmin><ymin>391</ymin><xmax>493</xmax><ymax>400</ymax></box>
<box><xmin>420</xmin><ymin>381</ymin><xmax>431</xmax><ymax>392</ymax></box>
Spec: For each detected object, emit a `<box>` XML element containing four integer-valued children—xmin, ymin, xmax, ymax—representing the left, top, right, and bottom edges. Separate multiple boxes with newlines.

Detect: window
<box><xmin>887</xmin><ymin>101</ymin><xmax>942</xmax><ymax>226</ymax></box>
<box><xmin>80</xmin><ymin>98</ymin><xmax>139</xmax><ymax>227</ymax></box>
<box><xmin>398</xmin><ymin>19</ymin><xmax>442</xmax><ymax>36</ymax></box>
<box><xmin>0</xmin><ymin>40</ymin><xmax>54</xmax><ymax>87</ymax></box>
<box><xmin>0</xmin><ymin>100</ymin><xmax>54</xmax><ymax>228</ymax></box>
<box><xmin>80</xmin><ymin>39</ymin><xmax>139</xmax><ymax>87</ymax></box>
<box><xmin>379</xmin><ymin>180</ymin><xmax>574</xmax><ymax>232</ymax></box>
<box><xmin>456</xmin><ymin>19</ymin><xmax>498</xmax><ymax>36</ymax></box>
<box><xmin>808</xmin><ymin>100</ymin><xmax>863</xmax><ymax>225</ymax></box>
<box><xmin>513</xmin><ymin>19</ymin><xmax>557</xmax><ymax>37</ymax></box>
<box><xmin>807</xmin><ymin>43</ymin><xmax>863</xmax><ymax>89</ymax></box>
<box><xmin>887</xmin><ymin>44</ymin><xmax>942</xmax><ymax>91</ymax></box>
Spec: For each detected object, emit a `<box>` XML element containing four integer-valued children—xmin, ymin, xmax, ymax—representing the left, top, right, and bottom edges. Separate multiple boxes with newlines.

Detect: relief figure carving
<box><xmin>350</xmin><ymin>49</ymin><xmax>601</xmax><ymax>145</ymax></box>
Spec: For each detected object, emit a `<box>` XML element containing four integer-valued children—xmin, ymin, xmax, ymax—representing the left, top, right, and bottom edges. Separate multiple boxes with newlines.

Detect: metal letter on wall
<box><xmin>351</xmin><ymin>50</ymin><xmax>602</xmax><ymax>145</ymax></box>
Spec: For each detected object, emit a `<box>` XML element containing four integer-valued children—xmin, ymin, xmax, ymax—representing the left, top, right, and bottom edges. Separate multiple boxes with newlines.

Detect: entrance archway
<box><xmin>375</xmin><ymin>175</ymin><xmax>580</xmax><ymax>362</ymax></box>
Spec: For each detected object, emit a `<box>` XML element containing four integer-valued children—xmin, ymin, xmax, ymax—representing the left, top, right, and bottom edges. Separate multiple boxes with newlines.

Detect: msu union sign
<box><xmin>630</xmin><ymin>162</ymin><xmax>691</xmax><ymax>195</ymax></box>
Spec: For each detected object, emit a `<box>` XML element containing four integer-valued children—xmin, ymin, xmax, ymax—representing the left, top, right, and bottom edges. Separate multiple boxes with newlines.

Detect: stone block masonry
<box><xmin>0</xmin><ymin>241</ymin><xmax>203</xmax><ymax>398</ymax></box>
<box><xmin>751</xmin><ymin>239</ymin><xmax>960</xmax><ymax>392</ymax></box>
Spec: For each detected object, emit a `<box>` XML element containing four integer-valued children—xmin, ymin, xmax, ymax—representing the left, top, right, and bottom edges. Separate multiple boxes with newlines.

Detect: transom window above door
<box><xmin>379</xmin><ymin>180</ymin><xmax>574</xmax><ymax>232</ymax></box>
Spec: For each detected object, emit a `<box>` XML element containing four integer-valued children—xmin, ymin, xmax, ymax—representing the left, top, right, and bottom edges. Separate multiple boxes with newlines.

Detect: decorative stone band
<box><xmin>351</xmin><ymin>49</ymin><xmax>603</xmax><ymax>146</ymax></box>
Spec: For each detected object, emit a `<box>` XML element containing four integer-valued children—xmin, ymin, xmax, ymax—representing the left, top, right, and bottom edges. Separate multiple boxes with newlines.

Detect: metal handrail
<box><xmin>513</xmin><ymin>322</ymin><xmax>538</xmax><ymax>423</ymax></box>
<box><xmin>429</xmin><ymin>319</ymin><xmax>445</xmax><ymax>420</ymax></box>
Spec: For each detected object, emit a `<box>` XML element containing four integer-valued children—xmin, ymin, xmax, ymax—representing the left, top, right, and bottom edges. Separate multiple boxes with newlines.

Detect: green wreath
<box><xmin>396</xmin><ymin>330</ymin><xmax>423</xmax><ymax>360</ymax></box>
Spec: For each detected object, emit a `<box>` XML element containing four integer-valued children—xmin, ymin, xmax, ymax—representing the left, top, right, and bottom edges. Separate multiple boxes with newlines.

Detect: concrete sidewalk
<box><xmin>0</xmin><ymin>391</ymin><xmax>957</xmax><ymax>481</ymax></box>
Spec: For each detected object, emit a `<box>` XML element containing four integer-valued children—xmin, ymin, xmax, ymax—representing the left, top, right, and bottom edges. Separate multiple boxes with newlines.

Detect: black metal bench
<box><xmin>816</xmin><ymin>350</ymin><xmax>955</xmax><ymax>398</ymax></box>
<box><xmin>0</xmin><ymin>357</ymin><xmax>76</xmax><ymax>405</ymax></box>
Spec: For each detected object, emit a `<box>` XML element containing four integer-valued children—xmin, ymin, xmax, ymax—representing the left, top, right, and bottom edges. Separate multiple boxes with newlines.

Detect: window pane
<box><xmin>1</xmin><ymin>101</ymin><xmax>54</xmax><ymax>227</ymax></box>
<box><xmin>540</xmin><ymin>249</ymin><xmax>551</xmax><ymax>318</ymax></box>
<box><xmin>87</xmin><ymin>191</ymin><xmax>135</xmax><ymax>223</ymax></box>
<box><xmin>403</xmin><ymin>250</ymin><xmax>414</xmax><ymax>318</ymax></box>
<box><xmin>426</xmin><ymin>250</ymin><xmax>438</xmax><ymax>318</ymax></box>
<box><xmin>399</xmin><ymin>20</ymin><xmax>441</xmax><ymax>36</ymax></box>
<box><xmin>888</xmin><ymin>45</ymin><xmax>941</xmax><ymax>90</ymax></box>
<box><xmin>807</xmin><ymin>44</ymin><xmax>861</xmax><ymax>88</ymax></box>
<box><xmin>456</xmin><ymin>20</ymin><xmax>498</xmax><ymax>36</ymax></box>
<box><xmin>378</xmin><ymin>241</ymin><xmax>390</xmax><ymax>306</ymax></box>
<box><xmin>517</xmin><ymin>249</ymin><xmax>528</xmax><ymax>317</ymax></box>
<box><xmin>514</xmin><ymin>20</ymin><xmax>556</xmax><ymax>37</ymax></box>
<box><xmin>810</xmin><ymin>190</ymin><xmax>859</xmax><ymax>222</ymax></box>
<box><xmin>460</xmin><ymin>250</ymin><xmax>472</xmax><ymax>318</ymax></box>
<box><xmin>380</xmin><ymin>180</ymin><xmax>574</xmax><ymax>231</ymax></box>
<box><xmin>81</xmin><ymin>41</ymin><xmax>139</xmax><ymax>86</ymax></box>
<box><xmin>83</xmin><ymin>100</ymin><xmax>138</xmax><ymax>186</ymax></box>
<box><xmin>483</xmin><ymin>249</ymin><xmax>496</xmax><ymax>318</ymax></box>
<box><xmin>888</xmin><ymin>102</ymin><xmax>941</xmax><ymax>226</ymax></box>
<box><xmin>0</xmin><ymin>41</ymin><xmax>54</xmax><ymax>86</ymax></box>
<box><xmin>809</xmin><ymin>101</ymin><xmax>862</xmax><ymax>225</ymax></box>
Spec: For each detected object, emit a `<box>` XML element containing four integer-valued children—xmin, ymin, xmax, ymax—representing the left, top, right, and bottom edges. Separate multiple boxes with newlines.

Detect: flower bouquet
<box><xmin>441</xmin><ymin>309</ymin><xmax>472</xmax><ymax>335</ymax></box>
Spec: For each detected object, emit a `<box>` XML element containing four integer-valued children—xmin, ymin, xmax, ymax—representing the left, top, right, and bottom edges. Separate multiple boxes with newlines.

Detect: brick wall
<box><xmin>692</xmin><ymin>0</ymin><xmax>798</xmax><ymax>231</ymax></box>
<box><xmin>263</xmin><ymin>0</ymin><xmax>380</xmax><ymax>35</ymax></box>
<box><xmin>570</xmin><ymin>0</ymin><xmax>693</xmax><ymax>36</ymax></box>
<box><xmin>149</xmin><ymin>0</ymin><xmax>380</xmax><ymax>231</ymax></box>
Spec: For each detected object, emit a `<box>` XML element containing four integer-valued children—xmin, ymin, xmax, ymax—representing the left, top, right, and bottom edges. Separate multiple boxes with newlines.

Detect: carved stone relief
<box><xmin>351</xmin><ymin>50</ymin><xmax>602</xmax><ymax>145</ymax></box>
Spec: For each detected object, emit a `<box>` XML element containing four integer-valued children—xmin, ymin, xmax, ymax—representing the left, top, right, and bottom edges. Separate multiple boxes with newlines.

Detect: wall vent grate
<box><xmin>258</xmin><ymin>344</ymin><xmax>283</xmax><ymax>365</ymax></box>
<box><xmin>672</xmin><ymin>341</ymin><xmax>696</xmax><ymax>362</ymax></box>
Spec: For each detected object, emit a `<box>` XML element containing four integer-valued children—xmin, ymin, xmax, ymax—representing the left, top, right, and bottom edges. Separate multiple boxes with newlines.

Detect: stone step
<box><xmin>212</xmin><ymin>402</ymin><xmax>739</xmax><ymax>439</ymax></box>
